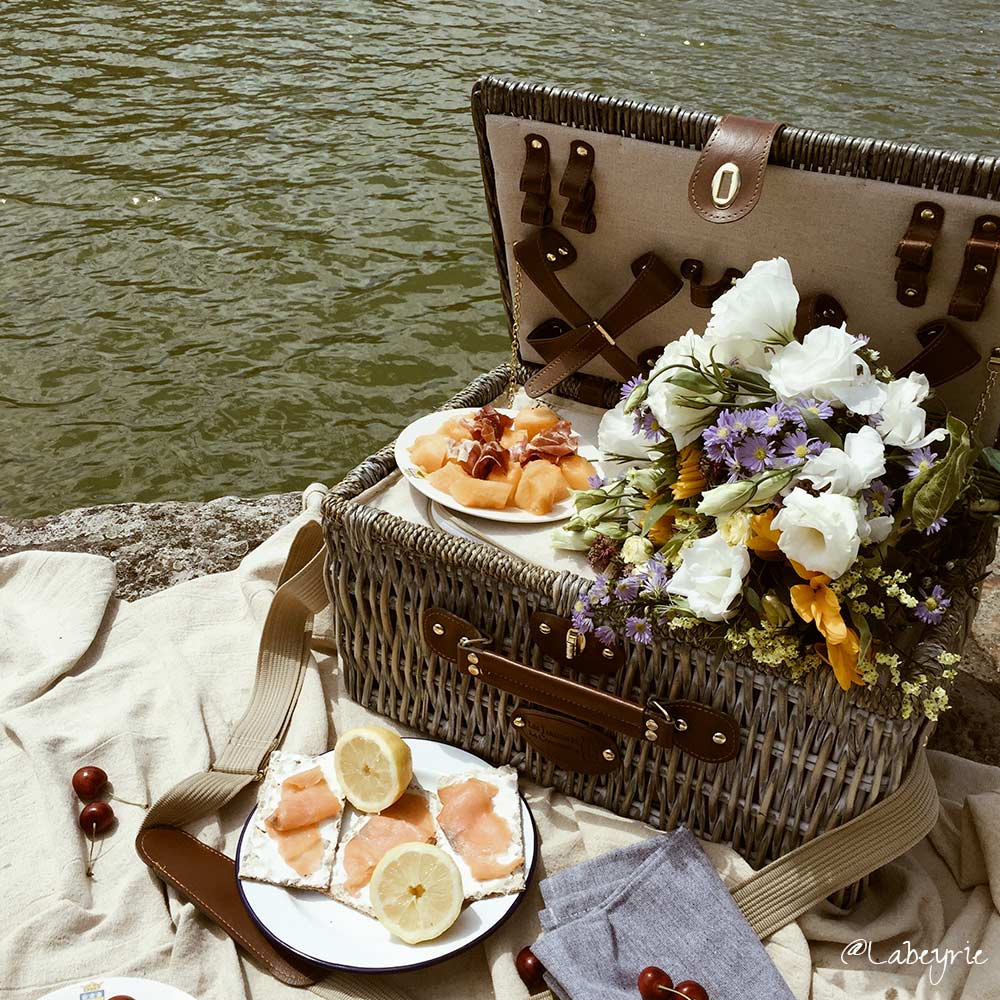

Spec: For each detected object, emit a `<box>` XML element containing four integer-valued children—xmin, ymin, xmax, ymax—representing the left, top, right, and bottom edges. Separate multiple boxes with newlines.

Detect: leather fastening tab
<box><xmin>519</xmin><ymin>133</ymin><xmax>552</xmax><ymax>226</ymax></box>
<box><xmin>680</xmin><ymin>259</ymin><xmax>743</xmax><ymax>307</ymax></box>
<box><xmin>793</xmin><ymin>292</ymin><xmax>847</xmax><ymax>339</ymax></box>
<box><xmin>136</xmin><ymin>827</ymin><xmax>324</xmax><ymax>987</ymax></box>
<box><xmin>422</xmin><ymin>607</ymin><xmax>484</xmax><ymax>659</ymax></box>
<box><xmin>895</xmin><ymin>318</ymin><xmax>981</xmax><ymax>387</ymax></box>
<box><xmin>949</xmin><ymin>215</ymin><xmax>1000</xmax><ymax>322</ymax></box>
<box><xmin>894</xmin><ymin>202</ymin><xmax>944</xmax><ymax>307</ymax></box>
<box><xmin>645</xmin><ymin>699</ymin><xmax>740</xmax><ymax>764</ymax></box>
<box><xmin>530</xmin><ymin>610</ymin><xmax>623</xmax><ymax>675</ymax></box>
<box><xmin>511</xmin><ymin>707</ymin><xmax>621</xmax><ymax>774</ymax></box>
<box><xmin>559</xmin><ymin>140</ymin><xmax>597</xmax><ymax>234</ymax></box>
<box><xmin>688</xmin><ymin>115</ymin><xmax>782</xmax><ymax>224</ymax></box>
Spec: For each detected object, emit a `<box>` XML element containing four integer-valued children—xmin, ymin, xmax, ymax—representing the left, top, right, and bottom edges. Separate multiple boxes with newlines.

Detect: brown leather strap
<box><xmin>949</xmin><ymin>215</ymin><xmax>1000</xmax><ymax>322</ymax></box>
<box><xmin>895</xmin><ymin>318</ymin><xmax>982</xmax><ymax>386</ymax></box>
<box><xmin>793</xmin><ymin>292</ymin><xmax>847</xmax><ymax>339</ymax></box>
<box><xmin>519</xmin><ymin>133</ymin><xmax>552</xmax><ymax>226</ymax></box>
<box><xmin>894</xmin><ymin>201</ymin><xmax>944</xmax><ymax>307</ymax></box>
<box><xmin>688</xmin><ymin>115</ymin><xmax>782</xmax><ymax>224</ymax></box>
<box><xmin>559</xmin><ymin>140</ymin><xmax>596</xmax><ymax>234</ymax></box>
<box><xmin>514</xmin><ymin>228</ymin><xmax>682</xmax><ymax>396</ymax></box>
<box><xmin>422</xmin><ymin>608</ymin><xmax>739</xmax><ymax>763</ymax></box>
<box><xmin>137</xmin><ymin>827</ymin><xmax>325</xmax><ymax>987</ymax></box>
<box><xmin>680</xmin><ymin>258</ymin><xmax>744</xmax><ymax>307</ymax></box>
<box><xmin>530</xmin><ymin>610</ymin><xmax>624</xmax><ymax>675</ymax></box>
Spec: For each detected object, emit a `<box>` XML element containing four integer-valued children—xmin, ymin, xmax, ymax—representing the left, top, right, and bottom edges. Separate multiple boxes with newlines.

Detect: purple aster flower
<box><xmin>923</xmin><ymin>516</ymin><xmax>947</xmax><ymax>535</ymax></box>
<box><xmin>702</xmin><ymin>409</ymin><xmax>740</xmax><ymax>461</ymax></box>
<box><xmin>619</xmin><ymin>374</ymin><xmax>644</xmax><ymax>402</ymax></box>
<box><xmin>571</xmin><ymin>607</ymin><xmax>594</xmax><ymax>633</ymax></box>
<box><xmin>906</xmin><ymin>447</ymin><xmax>937</xmax><ymax>480</ymax></box>
<box><xmin>625</xmin><ymin>614</ymin><xmax>653</xmax><ymax>645</ymax></box>
<box><xmin>795</xmin><ymin>397</ymin><xmax>834</xmax><ymax>420</ymax></box>
<box><xmin>864</xmin><ymin>480</ymin><xmax>896</xmax><ymax>516</ymax></box>
<box><xmin>736</xmin><ymin>433</ymin><xmax>775</xmax><ymax>473</ymax></box>
<box><xmin>638</xmin><ymin>409</ymin><xmax>664</xmax><ymax>442</ymax></box>
<box><xmin>614</xmin><ymin>576</ymin><xmax>641</xmax><ymax>602</ymax></box>
<box><xmin>740</xmin><ymin>408</ymin><xmax>770</xmax><ymax>434</ymax></box>
<box><xmin>594</xmin><ymin>624</ymin><xmax>617</xmax><ymax>645</ymax></box>
<box><xmin>914</xmin><ymin>585</ymin><xmax>951</xmax><ymax>626</ymax></box>
<box><xmin>726</xmin><ymin>459</ymin><xmax>751</xmax><ymax>483</ymax></box>
<box><xmin>758</xmin><ymin>404</ymin><xmax>787</xmax><ymax>437</ymax></box>
<box><xmin>640</xmin><ymin>558</ymin><xmax>672</xmax><ymax>600</ymax></box>
<box><xmin>587</xmin><ymin>473</ymin><xmax>606</xmax><ymax>488</ymax></box>
<box><xmin>778</xmin><ymin>430</ymin><xmax>824</xmax><ymax>464</ymax></box>
<box><xmin>586</xmin><ymin>575</ymin><xmax>609</xmax><ymax>606</ymax></box>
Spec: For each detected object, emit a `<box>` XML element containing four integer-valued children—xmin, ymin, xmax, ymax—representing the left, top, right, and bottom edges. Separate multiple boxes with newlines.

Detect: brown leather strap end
<box><xmin>688</xmin><ymin>115</ymin><xmax>782</xmax><ymax>224</ymax></box>
<box><xmin>948</xmin><ymin>215</ymin><xmax>1000</xmax><ymax>322</ymax></box>
<box><xmin>136</xmin><ymin>826</ymin><xmax>325</xmax><ymax>987</ymax></box>
<box><xmin>519</xmin><ymin>134</ymin><xmax>552</xmax><ymax>226</ymax></box>
<box><xmin>894</xmin><ymin>202</ymin><xmax>944</xmax><ymax>307</ymax></box>
<box><xmin>895</xmin><ymin>318</ymin><xmax>981</xmax><ymax>387</ymax></box>
<box><xmin>559</xmin><ymin>140</ymin><xmax>597</xmax><ymax>234</ymax></box>
<box><xmin>680</xmin><ymin>259</ymin><xmax>744</xmax><ymax>308</ymax></box>
<box><xmin>793</xmin><ymin>292</ymin><xmax>847</xmax><ymax>339</ymax></box>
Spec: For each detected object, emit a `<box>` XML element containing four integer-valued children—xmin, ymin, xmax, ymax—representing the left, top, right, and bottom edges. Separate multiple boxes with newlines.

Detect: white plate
<box><xmin>236</xmin><ymin>738</ymin><xmax>537</xmax><ymax>973</ymax></box>
<box><xmin>394</xmin><ymin>406</ymin><xmax>600</xmax><ymax>524</ymax></box>
<box><xmin>37</xmin><ymin>978</ymin><xmax>195</xmax><ymax>1000</ymax></box>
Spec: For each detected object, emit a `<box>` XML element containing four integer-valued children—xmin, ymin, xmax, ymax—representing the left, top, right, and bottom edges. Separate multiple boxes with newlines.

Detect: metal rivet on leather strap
<box><xmin>644</xmin><ymin>731</ymin><xmax>657</xmax><ymax>742</ymax></box>
<box><xmin>531</xmin><ymin>138</ymin><xmax>543</xmax><ymax>149</ymax></box>
<box><xmin>904</xmin><ymin>287</ymin><xmax>918</xmax><ymax>297</ymax></box>
<box><xmin>974</xmin><ymin>263</ymin><xmax>989</xmax><ymax>274</ymax></box>
<box><xmin>984</xmin><ymin>220</ymin><xmax>998</xmax><ymax>233</ymax></box>
<box><xmin>546</xmin><ymin>252</ymin><xmax>557</xmax><ymax>262</ymax></box>
<box><xmin>712</xmin><ymin>732</ymin><xmax>727</xmax><ymax>744</ymax></box>
<box><xmin>538</xmin><ymin>622</ymin><xmax>552</xmax><ymax>634</ymax></box>
<box><xmin>575</xmin><ymin>145</ymin><xmax>588</xmax><ymax>156</ymax></box>
<box><xmin>674</xmin><ymin>718</ymin><xmax>689</xmax><ymax>732</ymax></box>
<box><xmin>557</xmin><ymin>246</ymin><xmax>569</xmax><ymax>256</ymax></box>
<box><xmin>602</xmin><ymin>748</ymin><xmax>616</xmax><ymax>761</ymax></box>
<box><xmin>601</xmin><ymin>648</ymin><xmax>615</xmax><ymax>659</ymax></box>
<box><xmin>432</xmin><ymin>623</ymin><xmax>445</xmax><ymax>635</ymax></box>
<box><xmin>467</xmin><ymin>652</ymin><xmax>479</xmax><ymax>664</ymax></box>
<box><xmin>513</xmin><ymin>716</ymin><xmax>525</xmax><ymax>728</ymax></box>
<box><xmin>645</xmin><ymin>718</ymin><xmax>658</xmax><ymax>731</ymax></box>
<box><xmin>467</xmin><ymin>664</ymin><xmax>480</xmax><ymax>676</ymax></box>
<box><xmin>921</xmin><ymin>208</ymin><xmax>936</xmax><ymax>221</ymax></box>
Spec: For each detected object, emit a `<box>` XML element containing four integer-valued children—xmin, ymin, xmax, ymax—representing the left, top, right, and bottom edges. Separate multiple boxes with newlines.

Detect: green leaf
<box><xmin>983</xmin><ymin>447</ymin><xmax>1000</xmax><ymax>476</ymax></box>
<box><xmin>910</xmin><ymin>415</ymin><xmax>976</xmax><ymax>531</ymax></box>
<box><xmin>855</xmin><ymin>614</ymin><xmax>872</xmax><ymax>665</ymax></box>
<box><xmin>800</xmin><ymin>408</ymin><xmax>843</xmax><ymax>449</ymax></box>
<box><xmin>642</xmin><ymin>499</ymin><xmax>673</xmax><ymax>532</ymax></box>
<box><xmin>744</xmin><ymin>586</ymin><xmax>763</xmax><ymax>615</ymax></box>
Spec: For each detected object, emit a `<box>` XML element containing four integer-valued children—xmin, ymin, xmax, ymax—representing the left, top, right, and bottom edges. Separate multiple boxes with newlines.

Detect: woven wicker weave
<box><xmin>323</xmin><ymin>80</ymin><xmax>997</xmax><ymax>901</ymax></box>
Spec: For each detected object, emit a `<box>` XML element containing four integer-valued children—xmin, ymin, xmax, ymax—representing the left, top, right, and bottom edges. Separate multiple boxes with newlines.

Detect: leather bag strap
<box><xmin>137</xmin><ymin>516</ymin><xmax>415</xmax><ymax>1000</ymax></box>
<box><xmin>514</xmin><ymin>228</ymin><xmax>682</xmax><ymax>396</ymax></box>
<box><xmin>895</xmin><ymin>318</ymin><xmax>982</xmax><ymax>387</ymax></box>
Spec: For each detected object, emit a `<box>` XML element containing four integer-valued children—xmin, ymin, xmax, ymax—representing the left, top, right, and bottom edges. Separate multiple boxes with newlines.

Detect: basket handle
<box><xmin>421</xmin><ymin>608</ymin><xmax>739</xmax><ymax>764</ymax></box>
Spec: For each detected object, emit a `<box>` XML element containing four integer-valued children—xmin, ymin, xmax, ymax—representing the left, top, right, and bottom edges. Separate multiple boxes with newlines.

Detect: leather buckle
<box><xmin>591</xmin><ymin>320</ymin><xmax>615</xmax><ymax>347</ymax></box>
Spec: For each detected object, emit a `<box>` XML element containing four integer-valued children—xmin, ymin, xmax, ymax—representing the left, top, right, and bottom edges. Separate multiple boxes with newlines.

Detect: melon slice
<box><xmin>559</xmin><ymin>454</ymin><xmax>597</xmax><ymax>490</ymax></box>
<box><xmin>409</xmin><ymin>433</ymin><xmax>450</xmax><ymax>473</ymax></box>
<box><xmin>450</xmin><ymin>475</ymin><xmax>513</xmax><ymax>510</ymax></box>
<box><xmin>500</xmin><ymin>427</ymin><xmax>528</xmax><ymax>449</ymax></box>
<box><xmin>488</xmin><ymin>462</ymin><xmax>523</xmax><ymax>494</ymax></box>
<box><xmin>427</xmin><ymin>462</ymin><xmax>471</xmax><ymax>496</ymax></box>
<box><xmin>514</xmin><ymin>461</ymin><xmax>569</xmax><ymax>515</ymax></box>
<box><xmin>439</xmin><ymin>416</ymin><xmax>473</xmax><ymax>441</ymax></box>
<box><xmin>513</xmin><ymin>406</ymin><xmax>560</xmax><ymax>439</ymax></box>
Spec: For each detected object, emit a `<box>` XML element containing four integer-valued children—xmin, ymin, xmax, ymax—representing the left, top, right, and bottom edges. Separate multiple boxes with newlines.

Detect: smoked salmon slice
<box><xmin>342</xmin><ymin>792</ymin><xmax>436</xmax><ymax>894</ymax></box>
<box><xmin>437</xmin><ymin>778</ymin><xmax>522</xmax><ymax>882</ymax></box>
<box><xmin>270</xmin><ymin>766</ymin><xmax>343</xmax><ymax>832</ymax></box>
<box><xmin>265</xmin><ymin>822</ymin><xmax>325</xmax><ymax>877</ymax></box>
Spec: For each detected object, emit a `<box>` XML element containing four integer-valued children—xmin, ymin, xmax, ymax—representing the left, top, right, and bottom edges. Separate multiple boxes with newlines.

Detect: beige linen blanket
<box><xmin>2</xmin><ymin>491</ymin><xmax>999</xmax><ymax>1000</ymax></box>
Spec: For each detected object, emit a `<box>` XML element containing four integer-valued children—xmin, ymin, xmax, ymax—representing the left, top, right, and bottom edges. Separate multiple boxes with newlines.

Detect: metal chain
<box><xmin>507</xmin><ymin>262</ymin><xmax>523</xmax><ymax>407</ymax></box>
<box><xmin>972</xmin><ymin>347</ymin><xmax>1000</xmax><ymax>433</ymax></box>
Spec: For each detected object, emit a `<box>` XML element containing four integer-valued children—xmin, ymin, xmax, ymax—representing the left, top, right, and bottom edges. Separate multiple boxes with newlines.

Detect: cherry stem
<box><xmin>657</xmin><ymin>988</ymin><xmax>689</xmax><ymax>998</ymax></box>
<box><xmin>111</xmin><ymin>794</ymin><xmax>148</xmax><ymax>809</ymax></box>
<box><xmin>86</xmin><ymin>822</ymin><xmax>96</xmax><ymax>878</ymax></box>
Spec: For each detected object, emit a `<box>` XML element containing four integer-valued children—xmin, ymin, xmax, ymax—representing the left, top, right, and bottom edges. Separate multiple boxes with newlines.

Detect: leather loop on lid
<box><xmin>949</xmin><ymin>215</ymin><xmax>1000</xmax><ymax>321</ymax></box>
<box><xmin>680</xmin><ymin>258</ymin><xmax>744</xmax><ymax>307</ymax></box>
<box><xmin>894</xmin><ymin>201</ymin><xmax>944</xmax><ymax>307</ymax></box>
<box><xmin>559</xmin><ymin>140</ymin><xmax>597</xmax><ymax>233</ymax></box>
<box><xmin>793</xmin><ymin>293</ymin><xmax>848</xmax><ymax>340</ymax></box>
<box><xmin>520</xmin><ymin>133</ymin><xmax>552</xmax><ymax>226</ymax></box>
<box><xmin>688</xmin><ymin>115</ymin><xmax>782</xmax><ymax>224</ymax></box>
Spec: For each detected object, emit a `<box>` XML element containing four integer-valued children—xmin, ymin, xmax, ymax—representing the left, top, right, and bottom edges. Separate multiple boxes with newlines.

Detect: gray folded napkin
<box><xmin>532</xmin><ymin>828</ymin><xmax>796</xmax><ymax>1000</ymax></box>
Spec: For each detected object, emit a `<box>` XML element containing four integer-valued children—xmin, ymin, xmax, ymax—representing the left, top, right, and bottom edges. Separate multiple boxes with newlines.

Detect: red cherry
<box><xmin>72</xmin><ymin>765</ymin><xmax>108</xmax><ymax>800</ymax></box>
<box><xmin>79</xmin><ymin>800</ymin><xmax>115</xmax><ymax>835</ymax></box>
<box><xmin>638</xmin><ymin>966</ymin><xmax>674</xmax><ymax>999</ymax></box>
<box><xmin>515</xmin><ymin>947</ymin><xmax>546</xmax><ymax>991</ymax></box>
<box><xmin>675</xmin><ymin>982</ymin><xmax>709</xmax><ymax>1000</ymax></box>
<box><xmin>108</xmin><ymin>996</ymin><xmax>138</xmax><ymax>1000</ymax></box>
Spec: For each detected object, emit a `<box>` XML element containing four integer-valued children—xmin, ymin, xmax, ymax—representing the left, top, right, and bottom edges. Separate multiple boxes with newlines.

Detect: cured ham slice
<box><xmin>518</xmin><ymin>420</ymin><xmax>579</xmax><ymax>465</ymax></box>
<box><xmin>342</xmin><ymin>792</ymin><xmax>436</xmax><ymax>895</ymax></box>
<box><xmin>463</xmin><ymin>404</ymin><xmax>514</xmax><ymax>444</ymax></box>
<box><xmin>270</xmin><ymin>766</ymin><xmax>343</xmax><ymax>831</ymax></box>
<box><xmin>265</xmin><ymin>822</ymin><xmax>325</xmax><ymax>877</ymax></box>
<box><xmin>437</xmin><ymin>778</ymin><xmax>523</xmax><ymax>882</ymax></box>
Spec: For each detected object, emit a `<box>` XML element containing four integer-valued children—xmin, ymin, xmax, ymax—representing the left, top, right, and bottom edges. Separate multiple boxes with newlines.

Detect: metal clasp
<box><xmin>711</xmin><ymin>161</ymin><xmax>742</xmax><ymax>208</ymax></box>
<box><xmin>591</xmin><ymin>320</ymin><xmax>615</xmax><ymax>346</ymax></box>
<box><xmin>565</xmin><ymin>627</ymin><xmax>586</xmax><ymax>659</ymax></box>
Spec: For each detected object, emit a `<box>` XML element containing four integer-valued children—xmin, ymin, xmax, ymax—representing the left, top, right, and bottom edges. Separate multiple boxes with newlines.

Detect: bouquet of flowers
<box><xmin>553</xmin><ymin>258</ymin><xmax>1000</xmax><ymax>719</ymax></box>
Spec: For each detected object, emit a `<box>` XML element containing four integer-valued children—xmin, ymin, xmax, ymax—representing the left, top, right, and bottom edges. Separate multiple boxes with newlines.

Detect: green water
<box><xmin>2</xmin><ymin>1</ymin><xmax>998</xmax><ymax>517</ymax></box>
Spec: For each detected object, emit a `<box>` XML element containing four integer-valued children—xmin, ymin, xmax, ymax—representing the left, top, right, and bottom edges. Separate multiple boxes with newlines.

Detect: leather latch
<box><xmin>680</xmin><ymin>259</ymin><xmax>744</xmax><ymax>308</ymax></box>
<box><xmin>688</xmin><ymin>114</ymin><xmax>782</xmax><ymax>224</ymax></box>
<box><xmin>530</xmin><ymin>611</ymin><xmax>624</xmax><ymax>675</ymax></box>
<box><xmin>510</xmin><ymin>707</ymin><xmax>621</xmax><ymax>774</ymax></box>
<box><xmin>948</xmin><ymin>215</ymin><xmax>1000</xmax><ymax>322</ymax></box>
<box><xmin>894</xmin><ymin>201</ymin><xmax>944</xmax><ymax>307</ymax></box>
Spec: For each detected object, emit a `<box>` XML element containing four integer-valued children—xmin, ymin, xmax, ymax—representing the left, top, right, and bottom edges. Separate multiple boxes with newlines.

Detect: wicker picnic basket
<box><xmin>322</xmin><ymin>77</ymin><xmax>999</xmax><ymax>902</ymax></box>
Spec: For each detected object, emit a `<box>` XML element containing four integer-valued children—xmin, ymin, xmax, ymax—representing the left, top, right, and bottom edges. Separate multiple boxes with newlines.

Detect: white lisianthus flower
<box><xmin>858</xmin><ymin>497</ymin><xmax>894</xmax><ymax>545</ymax></box>
<box><xmin>767</xmin><ymin>325</ymin><xmax>887</xmax><ymax>415</ymax></box>
<box><xmin>598</xmin><ymin>398</ymin><xmax>649</xmax><ymax>464</ymax></box>
<box><xmin>665</xmin><ymin>531</ymin><xmax>750</xmax><ymax>621</ymax></box>
<box><xmin>717</xmin><ymin>510</ymin><xmax>753</xmax><ymax>547</ymax></box>
<box><xmin>876</xmin><ymin>372</ymin><xmax>948</xmax><ymax>450</ymax></box>
<box><xmin>703</xmin><ymin>257</ymin><xmax>799</xmax><ymax>371</ymax></box>
<box><xmin>621</xmin><ymin>535</ymin><xmax>654</xmax><ymax>565</ymax></box>
<box><xmin>799</xmin><ymin>425</ymin><xmax>886</xmax><ymax>496</ymax></box>
<box><xmin>646</xmin><ymin>330</ymin><xmax>724</xmax><ymax>449</ymax></box>
<box><xmin>771</xmin><ymin>488</ymin><xmax>864</xmax><ymax>579</ymax></box>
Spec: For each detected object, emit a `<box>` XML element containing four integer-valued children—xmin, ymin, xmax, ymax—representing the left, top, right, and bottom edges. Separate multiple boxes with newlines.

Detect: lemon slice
<box><xmin>369</xmin><ymin>842</ymin><xmax>464</xmax><ymax>944</ymax></box>
<box><xmin>333</xmin><ymin>726</ymin><xmax>413</xmax><ymax>813</ymax></box>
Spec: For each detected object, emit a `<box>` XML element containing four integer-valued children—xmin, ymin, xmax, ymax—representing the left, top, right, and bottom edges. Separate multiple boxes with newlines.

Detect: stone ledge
<box><xmin>2</xmin><ymin>495</ymin><xmax>999</xmax><ymax>766</ymax></box>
